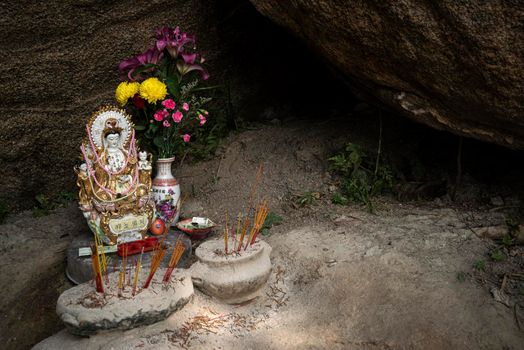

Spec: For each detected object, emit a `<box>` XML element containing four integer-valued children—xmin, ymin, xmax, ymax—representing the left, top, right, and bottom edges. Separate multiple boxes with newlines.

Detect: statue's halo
<box><xmin>87</xmin><ymin>106</ymin><xmax>133</xmax><ymax>151</ymax></box>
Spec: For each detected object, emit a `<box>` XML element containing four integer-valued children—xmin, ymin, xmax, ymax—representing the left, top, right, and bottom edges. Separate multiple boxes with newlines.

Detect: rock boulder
<box><xmin>250</xmin><ymin>0</ymin><xmax>524</xmax><ymax>148</ymax></box>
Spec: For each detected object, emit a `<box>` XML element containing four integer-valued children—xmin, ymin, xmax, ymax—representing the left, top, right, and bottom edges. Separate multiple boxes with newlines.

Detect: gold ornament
<box><xmin>76</xmin><ymin>106</ymin><xmax>155</xmax><ymax>245</ymax></box>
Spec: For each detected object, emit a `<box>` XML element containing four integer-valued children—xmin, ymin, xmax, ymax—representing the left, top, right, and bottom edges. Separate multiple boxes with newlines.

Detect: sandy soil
<box><xmin>35</xmin><ymin>206</ymin><xmax>523</xmax><ymax>349</ymax></box>
<box><xmin>2</xmin><ymin>118</ymin><xmax>523</xmax><ymax>349</ymax></box>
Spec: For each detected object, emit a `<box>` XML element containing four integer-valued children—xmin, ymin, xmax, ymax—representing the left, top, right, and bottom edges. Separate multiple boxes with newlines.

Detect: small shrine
<box><xmin>56</xmin><ymin>25</ymin><xmax>273</xmax><ymax>337</ymax></box>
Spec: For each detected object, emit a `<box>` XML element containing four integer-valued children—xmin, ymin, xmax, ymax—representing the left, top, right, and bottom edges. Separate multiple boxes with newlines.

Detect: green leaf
<box><xmin>134</xmin><ymin>124</ymin><xmax>147</xmax><ymax>131</ymax></box>
<box><xmin>262</xmin><ymin>212</ymin><xmax>283</xmax><ymax>230</ymax></box>
<box><xmin>165</xmin><ymin>77</ymin><xmax>180</xmax><ymax>99</ymax></box>
<box><xmin>190</xmin><ymin>85</ymin><xmax>222</xmax><ymax>92</ymax></box>
<box><xmin>131</xmin><ymin>64</ymin><xmax>157</xmax><ymax>79</ymax></box>
<box><xmin>145</xmin><ymin>123</ymin><xmax>159</xmax><ymax>138</ymax></box>
<box><xmin>153</xmin><ymin>136</ymin><xmax>164</xmax><ymax>148</ymax></box>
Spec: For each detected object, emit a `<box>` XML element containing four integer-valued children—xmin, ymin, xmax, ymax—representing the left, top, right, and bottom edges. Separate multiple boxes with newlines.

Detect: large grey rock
<box><xmin>56</xmin><ymin>269</ymin><xmax>193</xmax><ymax>336</ymax></box>
<box><xmin>250</xmin><ymin>0</ymin><xmax>524</xmax><ymax>149</ymax></box>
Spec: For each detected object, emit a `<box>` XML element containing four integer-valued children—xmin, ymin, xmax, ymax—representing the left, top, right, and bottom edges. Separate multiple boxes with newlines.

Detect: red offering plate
<box><xmin>117</xmin><ymin>237</ymin><xmax>159</xmax><ymax>256</ymax></box>
<box><xmin>176</xmin><ymin>218</ymin><xmax>216</xmax><ymax>240</ymax></box>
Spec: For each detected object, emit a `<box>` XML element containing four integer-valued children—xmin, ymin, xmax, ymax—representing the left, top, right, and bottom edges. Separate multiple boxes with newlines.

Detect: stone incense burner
<box><xmin>190</xmin><ymin>238</ymin><xmax>272</xmax><ymax>304</ymax></box>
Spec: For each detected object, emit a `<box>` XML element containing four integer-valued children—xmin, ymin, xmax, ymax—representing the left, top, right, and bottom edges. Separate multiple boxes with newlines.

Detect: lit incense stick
<box><xmin>163</xmin><ymin>240</ymin><xmax>185</xmax><ymax>284</ymax></box>
<box><xmin>224</xmin><ymin>212</ymin><xmax>229</xmax><ymax>254</ymax></box>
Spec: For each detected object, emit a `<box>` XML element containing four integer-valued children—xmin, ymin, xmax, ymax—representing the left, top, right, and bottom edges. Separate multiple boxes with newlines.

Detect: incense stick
<box><xmin>94</xmin><ymin>231</ymin><xmax>108</xmax><ymax>283</ymax></box>
<box><xmin>122</xmin><ymin>245</ymin><xmax>128</xmax><ymax>290</ymax></box>
<box><xmin>235</xmin><ymin>213</ymin><xmax>241</xmax><ymax>248</ymax></box>
<box><xmin>179</xmin><ymin>192</ymin><xmax>188</xmax><ymax>211</ymax></box>
<box><xmin>117</xmin><ymin>245</ymin><xmax>128</xmax><ymax>297</ymax></box>
<box><xmin>248</xmin><ymin>200</ymin><xmax>269</xmax><ymax>247</ymax></box>
<box><xmin>224</xmin><ymin>212</ymin><xmax>229</xmax><ymax>254</ymax></box>
<box><xmin>246</xmin><ymin>164</ymin><xmax>263</xmax><ymax>215</ymax></box>
<box><xmin>143</xmin><ymin>242</ymin><xmax>166</xmax><ymax>288</ymax></box>
<box><xmin>237</xmin><ymin>217</ymin><xmax>250</xmax><ymax>252</ymax></box>
<box><xmin>162</xmin><ymin>240</ymin><xmax>185</xmax><ymax>284</ymax></box>
<box><xmin>90</xmin><ymin>244</ymin><xmax>104</xmax><ymax>294</ymax></box>
<box><xmin>132</xmin><ymin>247</ymin><xmax>144</xmax><ymax>296</ymax></box>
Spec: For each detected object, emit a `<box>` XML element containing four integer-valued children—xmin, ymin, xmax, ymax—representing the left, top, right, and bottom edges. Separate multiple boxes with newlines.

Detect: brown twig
<box><xmin>501</xmin><ymin>274</ymin><xmax>508</xmax><ymax>293</ymax></box>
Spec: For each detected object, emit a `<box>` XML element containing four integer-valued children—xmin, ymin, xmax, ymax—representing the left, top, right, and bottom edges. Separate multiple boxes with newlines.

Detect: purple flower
<box><xmin>181</xmin><ymin>53</ymin><xmax>197</xmax><ymax>64</ymax></box>
<box><xmin>155</xmin><ymin>26</ymin><xmax>194</xmax><ymax>58</ymax></box>
<box><xmin>118</xmin><ymin>47</ymin><xmax>164</xmax><ymax>81</ymax></box>
<box><xmin>155</xmin><ymin>26</ymin><xmax>209</xmax><ymax>80</ymax></box>
<box><xmin>176</xmin><ymin>58</ymin><xmax>209</xmax><ymax>80</ymax></box>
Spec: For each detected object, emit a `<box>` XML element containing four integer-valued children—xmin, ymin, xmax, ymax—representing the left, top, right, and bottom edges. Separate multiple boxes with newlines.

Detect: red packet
<box><xmin>117</xmin><ymin>237</ymin><xmax>158</xmax><ymax>256</ymax></box>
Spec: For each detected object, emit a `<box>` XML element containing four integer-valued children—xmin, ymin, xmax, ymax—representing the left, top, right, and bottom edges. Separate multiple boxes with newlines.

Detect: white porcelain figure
<box><xmin>75</xmin><ymin>106</ymin><xmax>155</xmax><ymax>245</ymax></box>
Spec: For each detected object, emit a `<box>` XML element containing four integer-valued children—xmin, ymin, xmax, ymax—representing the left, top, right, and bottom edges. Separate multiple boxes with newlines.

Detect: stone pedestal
<box><xmin>66</xmin><ymin>230</ymin><xmax>191</xmax><ymax>284</ymax></box>
<box><xmin>57</xmin><ymin>269</ymin><xmax>193</xmax><ymax>336</ymax></box>
<box><xmin>190</xmin><ymin>239</ymin><xmax>272</xmax><ymax>304</ymax></box>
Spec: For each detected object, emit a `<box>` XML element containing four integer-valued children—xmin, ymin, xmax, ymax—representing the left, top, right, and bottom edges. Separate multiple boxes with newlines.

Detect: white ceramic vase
<box><xmin>152</xmin><ymin>157</ymin><xmax>181</xmax><ymax>225</ymax></box>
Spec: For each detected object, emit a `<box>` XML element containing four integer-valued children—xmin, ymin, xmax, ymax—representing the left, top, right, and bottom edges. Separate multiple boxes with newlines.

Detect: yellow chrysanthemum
<box><xmin>115</xmin><ymin>81</ymin><xmax>140</xmax><ymax>106</ymax></box>
<box><xmin>139</xmin><ymin>77</ymin><xmax>167</xmax><ymax>104</ymax></box>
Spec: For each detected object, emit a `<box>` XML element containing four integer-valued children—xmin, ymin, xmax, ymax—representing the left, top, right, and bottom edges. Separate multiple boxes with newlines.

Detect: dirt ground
<box><xmin>2</xmin><ymin>117</ymin><xmax>524</xmax><ymax>349</ymax></box>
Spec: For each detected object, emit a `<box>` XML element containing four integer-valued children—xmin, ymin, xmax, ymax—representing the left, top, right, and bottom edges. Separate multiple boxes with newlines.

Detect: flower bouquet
<box><xmin>115</xmin><ymin>26</ymin><xmax>212</xmax><ymax>227</ymax></box>
<box><xmin>115</xmin><ymin>26</ymin><xmax>211</xmax><ymax>158</ymax></box>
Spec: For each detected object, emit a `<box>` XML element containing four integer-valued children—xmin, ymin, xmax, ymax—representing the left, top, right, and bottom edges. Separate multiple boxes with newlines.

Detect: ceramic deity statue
<box><xmin>75</xmin><ymin>106</ymin><xmax>155</xmax><ymax>245</ymax></box>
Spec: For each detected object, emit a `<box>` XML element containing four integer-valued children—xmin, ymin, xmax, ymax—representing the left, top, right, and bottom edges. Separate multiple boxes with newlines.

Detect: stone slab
<box><xmin>57</xmin><ymin>268</ymin><xmax>193</xmax><ymax>336</ymax></box>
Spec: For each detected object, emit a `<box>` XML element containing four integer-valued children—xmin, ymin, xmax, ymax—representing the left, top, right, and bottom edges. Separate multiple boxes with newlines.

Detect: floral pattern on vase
<box><xmin>152</xmin><ymin>157</ymin><xmax>181</xmax><ymax>226</ymax></box>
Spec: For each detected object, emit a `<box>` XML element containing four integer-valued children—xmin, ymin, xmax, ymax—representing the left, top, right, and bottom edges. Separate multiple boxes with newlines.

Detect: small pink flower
<box><xmin>154</xmin><ymin>109</ymin><xmax>168</xmax><ymax>121</ymax></box>
<box><xmin>204</xmin><ymin>110</ymin><xmax>209</xmax><ymax>116</ymax></box>
<box><xmin>163</xmin><ymin>120</ymin><xmax>171</xmax><ymax>127</ymax></box>
<box><xmin>149</xmin><ymin>119</ymin><xmax>153</xmax><ymax>123</ymax></box>
<box><xmin>172</xmin><ymin>110</ymin><xmax>183</xmax><ymax>123</ymax></box>
<box><xmin>153</xmin><ymin>111</ymin><xmax>163</xmax><ymax>121</ymax></box>
<box><xmin>162</xmin><ymin>99</ymin><xmax>176</xmax><ymax>110</ymax></box>
<box><xmin>198</xmin><ymin>114</ymin><xmax>206</xmax><ymax>126</ymax></box>
<box><xmin>182</xmin><ymin>103</ymin><xmax>189</xmax><ymax>111</ymax></box>
<box><xmin>182</xmin><ymin>134</ymin><xmax>191</xmax><ymax>143</ymax></box>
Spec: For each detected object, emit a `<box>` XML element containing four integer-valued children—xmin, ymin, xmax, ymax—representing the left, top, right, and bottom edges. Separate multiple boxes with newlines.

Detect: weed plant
<box><xmin>261</xmin><ymin>212</ymin><xmax>283</xmax><ymax>236</ymax></box>
<box><xmin>32</xmin><ymin>191</ymin><xmax>77</xmax><ymax>217</ymax></box>
<box><xmin>329</xmin><ymin>143</ymin><xmax>393</xmax><ymax>212</ymax></box>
